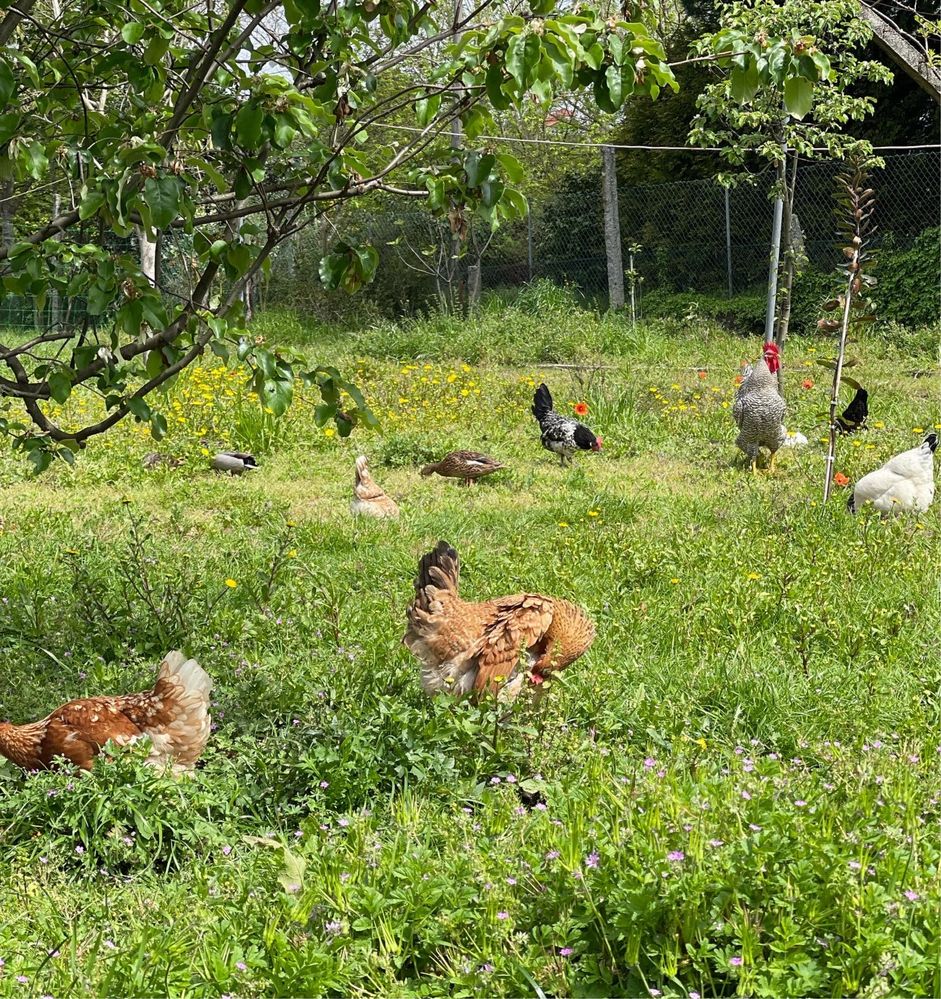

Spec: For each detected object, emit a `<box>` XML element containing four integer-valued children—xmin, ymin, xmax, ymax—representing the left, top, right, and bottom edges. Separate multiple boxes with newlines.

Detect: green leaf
<box><xmin>47</xmin><ymin>371</ymin><xmax>72</xmax><ymax>405</ymax></box>
<box><xmin>730</xmin><ymin>60</ymin><xmax>759</xmax><ymax>103</ymax></box>
<box><xmin>506</xmin><ymin>33</ymin><xmax>541</xmax><ymax>90</ymax></box>
<box><xmin>0</xmin><ymin>59</ymin><xmax>14</xmax><ymax>105</ymax></box>
<box><xmin>128</xmin><ymin>396</ymin><xmax>152</xmax><ymax>422</ymax></box>
<box><xmin>142</xmin><ymin>34</ymin><xmax>170</xmax><ymax>66</ymax></box>
<box><xmin>79</xmin><ymin>191</ymin><xmax>106</xmax><ymax>220</ymax></box>
<box><xmin>784</xmin><ymin>76</ymin><xmax>814</xmax><ymax>120</ymax></box>
<box><xmin>211</xmin><ymin>112</ymin><xmax>232</xmax><ymax>150</ymax></box>
<box><xmin>415</xmin><ymin>93</ymin><xmax>441</xmax><ymax>127</ymax></box>
<box><xmin>465</xmin><ymin>151</ymin><xmax>496</xmax><ymax>187</ymax></box>
<box><xmin>272</xmin><ymin>114</ymin><xmax>296</xmax><ymax>149</ymax></box>
<box><xmin>142</xmin><ymin>176</ymin><xmax>180</xmax><ymax>228</ymax></box>
<box><xmin>319</xmin><ymin>251</ymin><xmax>349</xmax><ymax>290</ymax></box>
<box><xmin>86</xmin><ymin>282</ymin><xmax>112</xmax><ymax>316</ymax></box>
<box><xmin>485</xmin><ymin>63</ymin><xmax>511</xmax><ymax>110</ymax></box>
<box><xmin>235</xmin><ymin>106</ymin><xmax>264</xmax><ymax>147</ymax></box>
<box><xmin>121</xmin><ymin>22</ymin><xmax>146</xmax><ymax>44</ymax></box>
<box><xmin>0</xmin><ymin>113</ymin><xmax>18</xmax><ymax>145</ymax></box>
<box><xmin>495</xmin><ymin>152</ymin><xmax>525</xmax><ymax>184</ymax></box>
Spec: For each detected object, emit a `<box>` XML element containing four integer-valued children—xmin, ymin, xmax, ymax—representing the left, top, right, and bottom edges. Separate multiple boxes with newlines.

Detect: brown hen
<box><xmin>0</xmin><ymin>651</ymin><xmax>212</xmax><ymax>772</ymax></box>
<box><xmin>404</xmin><ymin>541</ymin><xmax>595</xmax><ymax>700</ymax></box>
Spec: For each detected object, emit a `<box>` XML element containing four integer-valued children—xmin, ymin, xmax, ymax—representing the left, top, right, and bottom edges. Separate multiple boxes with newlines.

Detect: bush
<box><xmin>875</xmin><ymin>227</ymin><xmax>941</xmax><ymax>328</ymax></box>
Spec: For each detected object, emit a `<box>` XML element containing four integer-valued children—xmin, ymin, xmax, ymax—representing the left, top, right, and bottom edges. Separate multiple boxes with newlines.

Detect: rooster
<box><xmin>351</xmin><ymin>455</ymin><xmax>399</xmax><ymax>518</ymax></box>
<box><xmin>732</xmin><ymin>342</ymin><xmax>787</xmax><ymax>472</ymax></box>
<box><xmin>531</xmin><ymin>383</ymin><xmax>602</xmax><ymax>466</ymax></box>
<box><xmin>403</xmin><ymin>541</ymin><xmax>595</xmax><ymax>701</ymax></box>
<box><xmin>848</xmin><ymin>433</ymin><xmax>936</xmax><ymax>514</ymax></box>
<box><xmin>0</xmin><ymin>652</ymin><xmax>212</xmax><ymax>772</ymax></box>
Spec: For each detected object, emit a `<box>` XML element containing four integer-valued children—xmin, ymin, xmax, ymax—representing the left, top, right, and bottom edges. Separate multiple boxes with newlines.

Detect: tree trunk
<box><xmin>773</xmin><ymin>150</ymin><xmax>800</xmax><ymax>391</ymax></box>
<box><xmin>601</xmin><ymin>144</ymin><xmax>624</xmax><ymax>310</ymax></box>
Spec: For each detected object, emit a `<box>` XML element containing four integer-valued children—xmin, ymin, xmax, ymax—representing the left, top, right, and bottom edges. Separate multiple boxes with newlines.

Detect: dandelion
<box><xmin>588</xmin><ymin>510</ymin><xmax>599</xmax><ymax>517</ymax></box>
<box><xmin>574</xmin><ymin>401</ymin><xmax>589</xmax><ymax>416</ymax></box>
<box><xmin>225</xmin><ymin>578</ymin><xmax>238</xmax><ymax>589</ymax></box>
<box><xmin>746</xmin><ymin>572</ymin><xmax>761</xmax><ymax>580</ymax></box>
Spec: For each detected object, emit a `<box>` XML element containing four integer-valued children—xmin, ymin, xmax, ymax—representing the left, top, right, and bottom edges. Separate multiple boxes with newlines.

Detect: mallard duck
<box><xmin>420</xmin><ymin>450</ymin><xmax>505</xmax><ymax>485</ymax></box>
<box><xmin>211</xmin><ymin>451</ymin><xmax>258</xmax><ymax>475</ymax></box>
<box><xmin>351</xmin><ymin>455</ymin><xmax>400</xmax><ymax>519</ymax></box>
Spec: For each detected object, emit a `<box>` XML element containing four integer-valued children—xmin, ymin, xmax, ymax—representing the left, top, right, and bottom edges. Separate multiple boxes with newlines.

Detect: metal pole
<box><xmin>724</xmin><ymin>186</ymin><xmax>733</xmax><ymax>299</ymax></box>
<box><xmin>763</xmin><ymin>147</ymin><xmax>786</xmax><ymax>345</ymax></box>
<box><xmin>601</xmin><ymin>144</ymin><xmax>625</xmax><ymax>310</ymax></box>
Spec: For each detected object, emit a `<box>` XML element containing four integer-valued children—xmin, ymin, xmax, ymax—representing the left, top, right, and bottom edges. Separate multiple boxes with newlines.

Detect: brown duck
<box><xmin>420</xmin><ymin>450</ymin><xmax>505</xmax><ymax>485</ymax></box>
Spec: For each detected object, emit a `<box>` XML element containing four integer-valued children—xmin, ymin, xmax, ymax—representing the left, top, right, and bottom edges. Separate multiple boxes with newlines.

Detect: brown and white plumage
<box><xmin>351</xmin><ymin>455</ymin><xmax>400</xmax><ymax>519</ymax></box>
<box><xmin>848</xmin><ymin>433</ymin><xmax>936</xmax><ymax>514</ymax></box>
<box><xmin>0</xmin><ymin>652</ymin><xmax>212</xmax><ymax>773</ymax></box>
<box><xmin>403</xmin><ymin>541</ymin><xmax>595</xmax><ymax>701</ymax></box>
<box><xmin>732</xmin><ymin>343</ymin><xmax>787</xmax><ymax>472</ymax></box>
<box><xmin>420</xmin><ymin>450</ymin><xmax>505</xmax><ymax>485</ymax></box>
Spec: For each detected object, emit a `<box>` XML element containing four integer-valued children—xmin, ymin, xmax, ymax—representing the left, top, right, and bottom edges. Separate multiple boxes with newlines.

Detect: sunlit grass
<box><xmin>0</xmin><ymin>308</ymin><xmax>938</xmax><ymax>997</ymax></box>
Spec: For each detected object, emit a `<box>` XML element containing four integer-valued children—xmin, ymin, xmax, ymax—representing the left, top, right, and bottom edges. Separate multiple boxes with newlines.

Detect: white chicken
<box><xmin>848</xmin><ymin>433</ymin><xmax>937</xmax><ymax>514</ymax></box>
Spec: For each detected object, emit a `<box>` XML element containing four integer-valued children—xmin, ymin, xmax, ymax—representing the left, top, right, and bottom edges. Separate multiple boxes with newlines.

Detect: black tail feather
<box><xmin>925</xmin><ymin>432</ymin><xmax>938</xmax><ymax>453</ymax></box>
<box><xmin>531</xmin><ymin>383</ymin><xmax>553</xmax><ymax>422</ymax></box>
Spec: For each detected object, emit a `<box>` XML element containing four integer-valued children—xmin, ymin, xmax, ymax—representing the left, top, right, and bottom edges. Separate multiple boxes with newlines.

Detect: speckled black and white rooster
<box><xmin>531</xmin><ymin>383</ymin><xmax>602</xmax><ymax>466</ymax></box>
<box><xmin>733</xmin><ymin>342</ymin><xmax>787</xmax><ymax>473</ymax></box>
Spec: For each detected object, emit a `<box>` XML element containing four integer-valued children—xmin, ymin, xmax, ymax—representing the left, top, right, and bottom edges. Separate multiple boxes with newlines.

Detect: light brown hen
<box><xmin>404</xmin><ymin>541</ymin><xmax>595</xmax><ymax>700</ymax></box>
<box><xmin>351</xmin><ymin>455</ymin><xmax>400</xmax><ymax>518</ymax></box>
<box><xmin>0</xmin><ymin>651</ymin><xmax>212</xmax><ymax>772</ymax></box>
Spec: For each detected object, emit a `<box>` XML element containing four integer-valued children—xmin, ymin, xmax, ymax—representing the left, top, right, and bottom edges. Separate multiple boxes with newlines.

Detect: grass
<box><xmin>0</xmin><ymin>299</ymin><xmax>939</xmax><ymax>997</ymax></box>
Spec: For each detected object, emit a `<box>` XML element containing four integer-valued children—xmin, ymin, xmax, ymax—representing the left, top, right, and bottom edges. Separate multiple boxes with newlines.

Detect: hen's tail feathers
<box><xmin>847</xmin><ymin>492</ymin><xmax>857</xmax><ymax>514</ymax></box>
<box><xmin>925</xmin><ymin>432</ymin><xmax>938</xmax><ymax>454</ymax></box>
<box><xmin>413</xmin><ymin>540</ymin><xmax>460</xmax><ymax>608</ymax></box>
<box><xmin>157</xmin><ymin>651</ymin><xmax>213</xmax><ymax>697</ymax></box>
<box><xmin>531</xmin><ymin>383</ymin><xmax>553</xmax><ymax>421</ymax></box>
<box><xmin>354</xmin><ymin>455</ymin><xmax>371</xmax><ymax>486</ymax></box>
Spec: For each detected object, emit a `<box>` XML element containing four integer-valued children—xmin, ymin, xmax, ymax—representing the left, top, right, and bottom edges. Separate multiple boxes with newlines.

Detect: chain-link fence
<box><xmin>264</xmin><ymin>148</ymin><xmax>940</xmax><ymax>317</ymax></box>
<box><xmin>1</xmin><ymin>150</ymin><xmax>938</xmax><ymax>329</ymax></box>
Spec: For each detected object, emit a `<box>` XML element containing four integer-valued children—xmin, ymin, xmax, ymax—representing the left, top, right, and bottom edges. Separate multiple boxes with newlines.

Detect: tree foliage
<box><xmin>0</xmin><ymin>0</ymin><xmax>831</xmax><ymax>466</ymax></box>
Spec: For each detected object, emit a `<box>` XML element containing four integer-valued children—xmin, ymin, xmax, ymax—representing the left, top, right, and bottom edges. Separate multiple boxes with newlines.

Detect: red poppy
<box><xmin>734</xmin><ymin>375</ymin><xmax>743</xmax><ymax>386</ymax></box>
<box><xmin>801</xmin><ymin>378</ymin><xmax>814</xmax><ymax>390</ymax></box>
<box><xmin>697</xmin><ymin>370</ymin><xmax>707</xmax><ymax>379</ymax></box>
<box><xmin>574</xmin><ymin>401</ymin><xmax>589</xmax><ymax>416</ymax></box>
<box><xmin>833</xmin><ymin>472</ymin><xmax>850</xmax><ymax>487</ymax></box>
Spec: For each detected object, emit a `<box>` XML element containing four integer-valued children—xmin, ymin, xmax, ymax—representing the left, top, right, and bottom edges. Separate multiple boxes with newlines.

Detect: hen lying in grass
<box><xmin>848</xmin><ymin>433</ymin><xmax>936</xmax><ymax>514</ymax></box>
<box><xmin>0</xmin><ymin>652</ymin><xmax>212</xmax><ymax>773</ymax></box>
<box><xmin>403</xmin><ymin>540</ymin><xmax>595</xmax><ymax>701</ymax></box>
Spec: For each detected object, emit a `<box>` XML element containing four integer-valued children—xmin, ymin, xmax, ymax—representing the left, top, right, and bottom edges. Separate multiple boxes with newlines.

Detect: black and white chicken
<box><xmin>848</xmin><ymin>433</ymin><xmax>936</xmax><ymax>514</ymax></box>
<box><xmin>531</xmin><ymin>383</ymin><xmax>602</xmax><ymax>466</ymax></box>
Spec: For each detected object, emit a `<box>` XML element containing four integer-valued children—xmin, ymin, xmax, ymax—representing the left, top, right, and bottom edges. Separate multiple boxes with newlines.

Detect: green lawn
<box><xmin>0</xmin><ymin>302</ymin><xmax>938</xmax><ymax>997</ymax></box>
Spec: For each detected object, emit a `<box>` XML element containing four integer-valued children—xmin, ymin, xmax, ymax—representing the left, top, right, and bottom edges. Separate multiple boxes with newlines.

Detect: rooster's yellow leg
<box><xmin>750</xmin><ymin>458</ymin><xmax>758</xmax><ymax>475</ymax></box>
<box><xmin>768</xmin><ymin>451</ymin><xmax>777</xmax><ymax>473</ymax></box>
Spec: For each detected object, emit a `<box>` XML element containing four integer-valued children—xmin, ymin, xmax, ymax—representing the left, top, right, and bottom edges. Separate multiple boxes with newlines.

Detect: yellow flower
<box><xmin>225</xmin><ymin>579</ymin><xmax>238</xmax><ymax>589</ymax></box>
<box><xmin>873</xmin><ymin>421</ymin><xmax>885</xmax><ymax>429</ymax></box>
<box><xmin>695</xmin><ymin>737</ymin><xmax>707</xmax><ymax>749</ymax></box>
<box><xmin>587</xmin><ymin>510</ymin><xmax>599</xmax><ymax>517</ymax></box>
<box><xmin>558</xmin><ymin>521</ymin><xmax>569</xmax><ymax>528</ymax></box>
<box><xmin>287</xmin><ymin>549</ymin><xmax>298</xmax><ymax>558</ymax></box>
<box><xmin>913</xmin><ymin>427</ymin><xmax>924</xmax><ymax>434</ymax></box>
<box><xmin>747</xmin><ymin>572</ymin><xmax>761</xmax><ymax>580</ymax></box>
<box><xmin>670</xmin><ymin>578</ymin><xmax>679</xmax><ymax>584</ymax></box>
<box><xmin>323</xmin><ymin>428</ymin><xmax>336</xmax><ymax>438</ymax></box>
